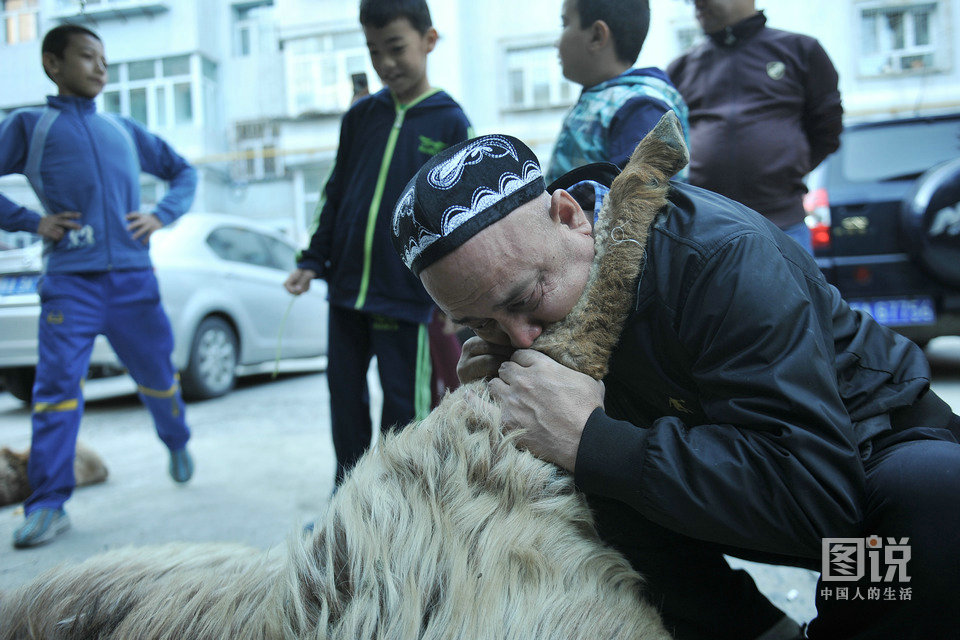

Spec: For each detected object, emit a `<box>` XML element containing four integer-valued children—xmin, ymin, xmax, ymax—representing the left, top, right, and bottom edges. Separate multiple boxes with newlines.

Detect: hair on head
<box><xmin>359</xmin><ymin>0</ymin><xmax>433</xmax><ymax>34</ymax></box>
<box><xmin>576</xmin><ymin>0</ymin><xmax>650</xmax><ymax>65</ymax></box>
<box><xmin>42</xmin><ymin>23</ymin><xmax>101</xmax><ymax>58</ymax></box>
<box><xmin>41</xmin><ymin>23</ymin><xmax>101</xmax><ymax>81</ymax></box>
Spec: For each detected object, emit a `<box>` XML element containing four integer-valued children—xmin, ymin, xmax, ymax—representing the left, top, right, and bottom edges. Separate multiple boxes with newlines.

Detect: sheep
<box><xmin>0</xmin><ymin>441</ymin><xmax>108</xmax><ymax>508</ymax></box>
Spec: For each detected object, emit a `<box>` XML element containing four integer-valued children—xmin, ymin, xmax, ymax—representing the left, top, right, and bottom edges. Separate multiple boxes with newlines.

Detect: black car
<box><xmin>805</xmin><ymin>112</ymin><xmax>960</xmax><ymax>347</ymax></box>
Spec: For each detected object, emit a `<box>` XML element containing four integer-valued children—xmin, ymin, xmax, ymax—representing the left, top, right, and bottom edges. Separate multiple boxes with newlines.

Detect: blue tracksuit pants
<box><xmin>327</xmin><ymin>305</ymin><xmax>431</xmax><ymax>485</ymax></box>
<box><xmin>26</xmin><ymin>269</ymin><xmax>190</xmax><ymax>514</ymax></box>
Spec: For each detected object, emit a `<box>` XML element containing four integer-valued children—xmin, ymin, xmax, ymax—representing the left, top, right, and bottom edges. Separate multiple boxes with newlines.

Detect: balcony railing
<box><xmin>52</xmin><ymin>0</ymin><xmax>171</xmax><ymax>23</ymax></box>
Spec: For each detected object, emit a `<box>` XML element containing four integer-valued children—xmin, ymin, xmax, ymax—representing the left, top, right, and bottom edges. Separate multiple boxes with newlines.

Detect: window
<box><xmin>285</xmin><ymin>30</ymin><xmax>375</xmax><ymax>114</ymax></box>
<box><xmin>235</xmin><ymin>121</ymin><xmax>282</xmax><ymax>181</ymax></box>
<box><xmin>858</xmin><ymin>1</ymin><xmax>946</xmax><ymax>76</ymax></box>
<box><xmin>234</xmin><ymin>4</ymin><xmax>276</xmax><ymax>57</ymax></box>
<box><xmin>503</xmin><ymin>44</ymin><xmax>576</xmax><ymax>110</ymax></box>
<box><xmin>828</xmin><ymin>117</ymin><xmax>960</xmax><ymax>185</ymax></box>
<box><xmin>99</xmin><ymin>54</ymin><xmax>217</xmax><ymax>129</ymax></box>
<box><xmin>206</xmin><ymin>227</ymin><xmax>276</xmax><ymax>269</ymax></box>
<box><xmin>263</xmin><ymin>235</ymin><xmax>296</xmax><ymax>271</ymax></box>
<box><xmin>2</xmin><ymin>0</ymin><xmax>38</xmax><ymax>45</ymax></box>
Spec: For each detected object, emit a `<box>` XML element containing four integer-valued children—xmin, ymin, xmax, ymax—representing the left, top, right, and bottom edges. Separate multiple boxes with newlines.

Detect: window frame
<box><xmin>856</xmin><ymin>0</ymin><xmax>948</xmax><ymax>77</ymax></box>
<box><xmin>2</xmin><ymin>0</ymin><xmax>38</xmax><ymax>45</ymax></box>
<box><xmin>501</xmin><ymin>40</ymin><xmax>577</xmax><ymax>113</ymax></box>
<box><xmin>283</xmin><ymin>29</ymin><xmax>376</xmax><ymax>115</ymax></box>
<box><xmin>99</xmin><ymin>53</ymin><xmax>218</xmax><ymax>130</ymax></box>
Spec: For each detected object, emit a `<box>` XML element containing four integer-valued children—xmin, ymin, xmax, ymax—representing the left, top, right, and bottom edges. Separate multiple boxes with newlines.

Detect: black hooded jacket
<box><xmin>561</xmin><ymin>175</ymin><xmax>950</xmax><ymax>562</ymax></box>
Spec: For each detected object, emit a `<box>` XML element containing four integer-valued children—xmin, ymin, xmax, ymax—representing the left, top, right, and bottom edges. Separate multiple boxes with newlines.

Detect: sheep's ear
<box><xmin>624</xmin><ymin>110</ymin><xmax>689</xmax><ymax>180</ymax></box>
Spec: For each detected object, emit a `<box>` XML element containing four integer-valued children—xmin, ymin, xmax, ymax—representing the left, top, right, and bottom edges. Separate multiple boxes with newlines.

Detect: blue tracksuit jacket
<box><xmin>0</xmin><ymin>94</ymin><xmax>196</xmax><ymax>272</ymax></box>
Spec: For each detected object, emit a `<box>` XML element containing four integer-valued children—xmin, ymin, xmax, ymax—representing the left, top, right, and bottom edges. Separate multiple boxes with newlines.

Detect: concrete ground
<box><xmin>4</xmin><ymin>339</ymin><xmax>960</xmax><ymax>627</ymax></box>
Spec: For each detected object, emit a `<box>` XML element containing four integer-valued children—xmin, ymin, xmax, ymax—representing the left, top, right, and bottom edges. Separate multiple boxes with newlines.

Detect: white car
<box><xmin>0</xmin><ymin>213</ymin><xmax>327</xmax><ymax>402</ymax></box>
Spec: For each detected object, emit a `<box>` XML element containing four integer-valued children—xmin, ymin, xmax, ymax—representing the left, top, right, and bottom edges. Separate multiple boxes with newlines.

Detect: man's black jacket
<box><xmin>561</xmin><ymin>177</ymin><xmax>947</xmax><ymax>561</ymax></box>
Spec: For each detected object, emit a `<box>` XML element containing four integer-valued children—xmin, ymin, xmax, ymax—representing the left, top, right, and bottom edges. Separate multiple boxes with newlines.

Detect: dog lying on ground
<box><xmin>0</xmin><ymin>441</ymin><xmax>108</xmax><ymax>508</ymax></box>
<box><xmin>0</xmin><ymin>112</ymin><xmax>688</xmax><ymax>640</ymax></box>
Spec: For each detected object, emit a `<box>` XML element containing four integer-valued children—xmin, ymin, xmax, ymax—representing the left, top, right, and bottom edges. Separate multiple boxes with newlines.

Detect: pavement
<box><xmin>4</xmin><ymin>340</ymin><xmax>960</xmax><ymax>626</ymax></box>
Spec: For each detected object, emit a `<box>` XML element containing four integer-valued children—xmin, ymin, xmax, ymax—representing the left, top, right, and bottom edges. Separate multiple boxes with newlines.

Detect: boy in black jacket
<box><xmin>284</xmin><ymin>0</ymin><xmax>472</xmax><ymax>485</ymax></box>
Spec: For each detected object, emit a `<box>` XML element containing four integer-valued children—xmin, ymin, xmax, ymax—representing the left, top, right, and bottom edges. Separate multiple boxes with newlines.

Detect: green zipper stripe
<box><xmin>354</xmin><ymin>87</ymin><xmax>443</xmax><ymax>310</ymax></box>
<box><xmin>414</xmin><ymin>322</ymin><xmax>432</xmax><ymax>419</ymax></box>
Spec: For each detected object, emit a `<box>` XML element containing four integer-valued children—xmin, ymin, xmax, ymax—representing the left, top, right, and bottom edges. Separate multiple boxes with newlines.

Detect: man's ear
<box><xmin>550</xmin><ymin>189</ymin><xmax>592</xmax><ymax>235</ymax></box>
<box><xmin>588</xmin><ymin>20</ymin><xmax>612</xmax><ymax>52</ymax></box>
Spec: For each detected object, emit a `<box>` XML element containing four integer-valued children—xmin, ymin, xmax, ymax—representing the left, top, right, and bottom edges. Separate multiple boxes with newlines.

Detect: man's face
<box><xmin>44</xmin><ymin>33</ymin><xmax>107</xmax><ymax>99</ymax></box>
<box><xmin>692</xmin><ymin>0</ymin><xmax>756</xmax><ymax>34</ymax></box>
<box><xmin>363</xmin><ymin>17</ymin><xmax>437</xmax><ymax>104</ymax></box>
<box><xmin>420</xmin><ymin>191</ymin><xmax>595</xmax><ymax>349</ymax></box>
<box><xmin>556</xmin><ymin>0</ymin><xmax>592</xmax><ymax>85</ymax></box>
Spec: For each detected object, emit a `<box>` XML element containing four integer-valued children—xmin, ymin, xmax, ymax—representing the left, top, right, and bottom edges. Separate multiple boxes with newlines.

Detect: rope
<box><xmin>272</xmin><ymin>295</ymin><xmax>299</xmax><ymax>379</ymax></box>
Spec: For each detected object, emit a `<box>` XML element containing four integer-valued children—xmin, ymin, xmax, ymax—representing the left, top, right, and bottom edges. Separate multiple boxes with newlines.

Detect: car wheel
<box><xmin>181</xmin><ymin>316</ymin><xmax>238</xmax><ymax>400</ymax></box>
<box><xmin>901</xmin><ymin>157</ymin><xmax>960</xmax><ymax>287</ymax></box>
<box><xmin>2</xmin><ymin>368</ymin><xmax>35</xmax><ymax>403</ymax></box>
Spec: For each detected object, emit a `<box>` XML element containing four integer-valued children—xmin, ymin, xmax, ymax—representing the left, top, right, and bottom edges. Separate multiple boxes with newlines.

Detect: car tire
<box><xmin>900</xmin><ymin>157</ymin><xmax>960</xmax><ymax>287</ymax></box>
<box><xmin>2</xmin><ymin>368</ymin><xmax>35</xmax><ymax>403</ymax></box>
<box><xmin>181</xmin><ymin>316</ymin><xmax>238</xmax><ymax>400</ymax></box>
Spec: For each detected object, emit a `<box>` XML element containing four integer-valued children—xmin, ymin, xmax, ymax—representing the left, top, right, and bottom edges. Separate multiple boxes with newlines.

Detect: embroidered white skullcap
<box><xmin>391</xmin><ymin>134</ymin><xmax>545</xmax><ymax>275</ymax></box>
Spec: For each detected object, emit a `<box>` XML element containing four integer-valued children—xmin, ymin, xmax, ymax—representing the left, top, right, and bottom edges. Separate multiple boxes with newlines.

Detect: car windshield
<box><xmin>831</xmin><ymin>117</ymin><xmax>960</xmax><ymax>185</ymax></box>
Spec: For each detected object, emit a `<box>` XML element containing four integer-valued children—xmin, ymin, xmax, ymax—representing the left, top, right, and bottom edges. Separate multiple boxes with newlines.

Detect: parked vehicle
<box><xmin>805</xmin><ymin>112</ymin><xmax>960</xmax><ymax>347</ymax></box>
<box><xmin>0</xmin><ymin>213</ymin><xmax>328</xmax><ymax>402</ymax></box>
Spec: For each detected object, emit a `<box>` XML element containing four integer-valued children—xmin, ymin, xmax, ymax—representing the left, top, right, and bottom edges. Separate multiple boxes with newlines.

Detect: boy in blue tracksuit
<box><xmin>284</xmin><ymin>0</ymin><xmax>471</xmax><ymax>485</ymax></box>
<box><xmin>0</xmin><ymin>24</ymin><xmax>197</xmax><ymax>548</ymax></box>
<box><xmin>547</xmin><ymin>0</ymin><xmax>689</xmax><ymax>183</ymax></box>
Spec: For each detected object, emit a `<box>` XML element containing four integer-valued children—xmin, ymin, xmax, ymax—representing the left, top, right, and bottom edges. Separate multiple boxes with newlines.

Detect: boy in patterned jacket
<box><xmin>547</xmin><ymin>0</ymin><xmax>689</xmax><ymax>183</ymax></box>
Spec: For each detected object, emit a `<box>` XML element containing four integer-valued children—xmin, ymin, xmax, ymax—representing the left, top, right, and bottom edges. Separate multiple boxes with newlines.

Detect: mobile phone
<box><xmin>351</xmin><ymin>72</ymin><xmax>369</xmax><ymax>94</ymax></box>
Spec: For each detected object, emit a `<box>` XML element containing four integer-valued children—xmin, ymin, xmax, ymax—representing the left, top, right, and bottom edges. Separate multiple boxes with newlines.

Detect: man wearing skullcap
<box><xmin>392</xmin><ymin>133</ymin><xmax>960</xmax><ymax>640</ymax></box>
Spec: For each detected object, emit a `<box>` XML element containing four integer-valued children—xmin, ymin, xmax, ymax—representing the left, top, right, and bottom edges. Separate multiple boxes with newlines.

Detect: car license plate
<box><xmin>0</xmin><ymin>274</ymin><xmax>39</xmax><ymax>296</ymax></box>
<box><xmin>847</xmin><ymin>297</ymin><xmax>936</xmax><ymax>327</ymax></box>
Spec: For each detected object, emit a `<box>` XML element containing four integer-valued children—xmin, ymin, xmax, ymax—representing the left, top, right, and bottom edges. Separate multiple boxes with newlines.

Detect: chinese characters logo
<box><xmin>820</xmin><ymin>536</ymin><xmax>912</xmax><ymax>602</ymax></box>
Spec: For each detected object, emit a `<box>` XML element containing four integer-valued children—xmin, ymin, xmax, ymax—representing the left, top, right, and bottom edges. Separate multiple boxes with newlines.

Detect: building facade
<box><xmin>1</xmin><ymin>0</ymin><xmax>958</xmax><ymax>243</ymax></box>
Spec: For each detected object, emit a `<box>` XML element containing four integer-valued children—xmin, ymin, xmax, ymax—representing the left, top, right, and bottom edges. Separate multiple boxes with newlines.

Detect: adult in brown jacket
<box><xmin>667</xmin><ymin>0</ymin><xmax>842</xmax><ymax>254</ymax></box>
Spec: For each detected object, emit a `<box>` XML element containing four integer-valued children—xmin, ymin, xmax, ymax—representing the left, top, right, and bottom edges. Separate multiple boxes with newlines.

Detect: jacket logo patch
<box><xmin>66</xmin><ymin>224</ymin><xmax>95</xmax><ymax>250</ymax></box>
<box><xmin>418</xmin><ymin>135</ymin><xmax>449</xmax><ymax>156</ymax></box>
<box><xmin>766</xmin><ymin>61</ymin><xmax>786</xmax><ymax>80</ymax></box>
<box><xmin>668</xmin><ymin>397</ymin><xmax>691</xmax><ymax>414</ymax></box>
<box><xmin>46</xmin><ymin>310</ymin><xmax>65</xmax><ymax>324</ymax></box>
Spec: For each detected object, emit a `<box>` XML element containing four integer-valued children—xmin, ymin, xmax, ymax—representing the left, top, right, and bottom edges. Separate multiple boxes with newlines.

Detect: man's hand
<box><xmin>126</xmin><ymin>212</ymin><xmax>162</xmax><ymax>244</ymax></box>
<box><xmin>489</xmin><ymin>349</ymin><xmax>604</xmax><ymax>472</ymax></box>
<box><xmin>36</xmin><ymin>212</ymin><xmax>82</xmax><ymax>241</ymax></box>
<box><xmin>457</xmin><ymin>336</ymin><xmax>515</xmax><ymax>384</ymax></box>
<box><xmin>284</xmin><ymin>268</ymin><xmax>317</xmax><ymax>295</ymax></box>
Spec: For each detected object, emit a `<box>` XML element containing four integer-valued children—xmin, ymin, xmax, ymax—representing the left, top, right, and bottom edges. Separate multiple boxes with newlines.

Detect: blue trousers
<box><xmin>26</xmin><ymin>270</ymin><xmax>190</xmax><ymax>514</ymax></box>
<box><xmin>590</xmin><ymin>423</ymin><xmax>960</xmax><ymax>640</ymax></box>
<box><xmin>327</xmin><ymin>305</ymin><xmax>431</xmax><ymax>485</ymax></box>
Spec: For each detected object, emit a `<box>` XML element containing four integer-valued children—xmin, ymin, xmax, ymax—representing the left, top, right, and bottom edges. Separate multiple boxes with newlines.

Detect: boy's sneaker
<box><xmin>169</xmin><ymin>447</ymin><xmax>194</xmax><ymax>483</ymax></box>
<box><xmin>13</xmin><ymin>508</ymin><xmax>70</xmax><ymax>549</ymax></box>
